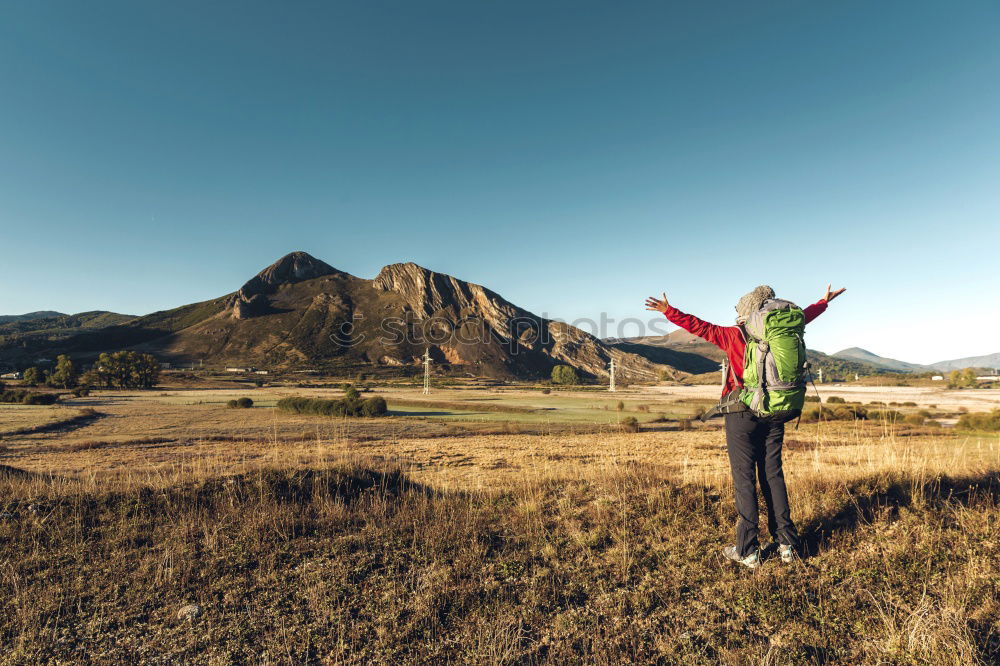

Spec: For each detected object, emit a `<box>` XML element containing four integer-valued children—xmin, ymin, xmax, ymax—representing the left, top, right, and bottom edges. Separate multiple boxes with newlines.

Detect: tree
<box><xmin>23</xmin><ymin>367</ymin><xmax>42</xmax><ymax>386</ymax></box>
<box><xmin>94</xmin><ymin>351</ymin><xmax>160</xmax><ymax>389</ymax></box>
<box><xmin>50</xmin><ymin>354</ymin><xmax>78</xmax><ymax>389</ymax></box>
<box><xmin>551</xmin><ymin>365</ymin><xmax>579</xmax><ymax>385</ymax></box>
<box><xmin>948</xmin><ymin>370</ymin><xmax>962</xmax><ymax>389</ymax></box>
<box><xmin>962</xmin><ymin>367</ymin><xmax>978</xmax><ymax>388</ymax></box>
<box><xmin>134</xmin><ymin>353</ymin><xmax>160</xmax><ymax>388</ymax></box>
<box><xmin>79</xmin><ymin>369</ymin><xmax>102</xmax><ymax>390</ymax></box>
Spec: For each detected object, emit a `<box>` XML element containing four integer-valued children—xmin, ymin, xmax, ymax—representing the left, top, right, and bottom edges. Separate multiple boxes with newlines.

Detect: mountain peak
<box><xmin>240</xmin><ymin>251</ymin><xmax>340</xmax><ymax>295</ymax></box>
<box><xmin>230</xmin><ymin>252</ymin><xmax>342</xmax><ymax>319</ymax></box>
<box><xmin>251</xmin><ymin>252</ymin><xmax>338</xmax><ymax>287</ymax></box>
<box><xmin>835</xmin><ymin>347</ymin><xmax>872</xmax><ymax>355</ymax></box>
<box><xmin>832</xmin><ymin>347</ymin><xmax>927</xmax><ymax>372</ymax></box>
<box><xmin>372</xmin><ymin>262</ymin><xmax>433</xmax><ymax>288</ymax></box>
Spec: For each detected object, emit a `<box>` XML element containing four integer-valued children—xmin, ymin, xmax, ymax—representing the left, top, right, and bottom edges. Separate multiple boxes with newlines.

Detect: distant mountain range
<box><xmin>0</xmin><ymin>311</ymin><xmax>136</xmax><ymax>328</ymax></box>
<box><xmin>830</xmin><ymin>347</ymin><xmax>929</xmax><ymax>373</ymax></box>
<box><xmin>607</xmin><ymin>335</ymin><xmax>997</xmax><ymax>376</ymax></box>
<box><xmin>925</xmin><ymin>352</ymin><xmax>1000</xmax><ymax>372</ymax></box>
<box><xmin>609</xmin><ymin>331</ymin><xmax>880</xmax><ymax>378</ymax></box>
<box><xmin>0</xmin><ymin>311</ymin><xmax>72</xmax><ymax>324</ymax></box>
<box><xmin>0</xmin><ymin>252</ymin><xmax>679</xmax><ymax>381</ymax></box>
<box><xmin>3</xmin><ymin>257</ymin><xmax>995</xmax><ymax>378</ymax></box>
<box><xmin>831</xmin><ymin>348</ymin><xmax>1000</xmax><ymax>373</ymax></box>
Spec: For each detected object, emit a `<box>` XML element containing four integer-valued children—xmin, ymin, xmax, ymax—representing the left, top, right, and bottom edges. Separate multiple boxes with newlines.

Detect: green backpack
<box><xmin>739</xmin><ymin>299</ymin><xmax>807</xmax><ymax>417</ymax></box>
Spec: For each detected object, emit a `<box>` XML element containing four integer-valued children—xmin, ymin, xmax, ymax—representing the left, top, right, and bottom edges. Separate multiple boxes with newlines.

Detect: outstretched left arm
<box><xmin>804</xmin><ymin>284</ymin><xmax>845</xmax><ymax>324</ymax></box>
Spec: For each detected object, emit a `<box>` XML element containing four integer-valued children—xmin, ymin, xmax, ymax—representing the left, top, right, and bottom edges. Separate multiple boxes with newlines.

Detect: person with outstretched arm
<box><xmin>645</xmin><ymin>284</ymin><xmax>845</xmax><ymax>568</ymax></box>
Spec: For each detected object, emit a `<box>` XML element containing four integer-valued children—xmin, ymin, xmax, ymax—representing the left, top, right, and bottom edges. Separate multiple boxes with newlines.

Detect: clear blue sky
<box><xmin>1</xmin><ymin>1</ymin><xmax>998</xmax><ymax>364</ymax></box>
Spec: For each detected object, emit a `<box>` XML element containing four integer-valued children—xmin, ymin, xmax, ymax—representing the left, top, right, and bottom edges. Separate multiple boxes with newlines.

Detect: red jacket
<box><xmin>662</xmin><ymin>300</ymin><xmax>828</xmax><ymax>396</ymax></box>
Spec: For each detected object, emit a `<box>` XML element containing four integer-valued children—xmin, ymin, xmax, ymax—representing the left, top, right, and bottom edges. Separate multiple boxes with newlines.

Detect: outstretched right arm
<box><xmin>644</xmin><ymin>293</ymin><xmax>741</xmax><ymax>350</ymax></box>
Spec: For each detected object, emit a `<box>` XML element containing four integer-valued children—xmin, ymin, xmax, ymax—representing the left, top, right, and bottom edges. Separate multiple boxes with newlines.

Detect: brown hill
<box><xmin>4</xmin><ymin>252</ymin><xmax>682</xmax><ymax>381</ymax></box>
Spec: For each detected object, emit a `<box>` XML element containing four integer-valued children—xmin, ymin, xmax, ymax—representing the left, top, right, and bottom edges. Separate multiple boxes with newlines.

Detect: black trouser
<box><xmin>724</xmin><ymin>411</ymin><xmax>800</xmax><ymax>557</ymax></box>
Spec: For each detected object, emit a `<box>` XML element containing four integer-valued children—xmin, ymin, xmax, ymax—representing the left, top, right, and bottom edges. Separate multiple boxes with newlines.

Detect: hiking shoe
<box><xmin>778</xmin><ymin>544</ymin><xmax>799</xmax><ymax>564</ymax></box>
<box><xmin>723</xmin><ymin>545</ymin><xmax>761</xmax><ymax>570</ymax></box>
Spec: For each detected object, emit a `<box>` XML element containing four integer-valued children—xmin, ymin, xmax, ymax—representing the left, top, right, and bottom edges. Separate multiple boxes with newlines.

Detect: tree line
<box><xmin>18</xmin><ymin>351</ymin><xmax>160</xmax><ymax>390</ymax></box>
<box><xmin>947</xmin><ymin>368</ymin><xmax>985</xmax><ymax>389</ymax></box>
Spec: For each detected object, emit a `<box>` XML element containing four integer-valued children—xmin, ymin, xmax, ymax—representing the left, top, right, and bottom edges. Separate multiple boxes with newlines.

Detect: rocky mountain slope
<box><xmin>1</xmin><ymin>252</ymin><xmax>678</xmax><ymax>381</ymax></box>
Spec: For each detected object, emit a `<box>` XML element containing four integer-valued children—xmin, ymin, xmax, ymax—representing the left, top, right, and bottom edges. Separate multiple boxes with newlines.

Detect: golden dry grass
<box><xmin>1</xmin><ymin>386</ymin><xmax>999</xmax><ymax>663</ymax></box>
<box><xmin>0</xmin><ymin>404</ymin><xmax>70</xmax><ymax>435</ymax></box>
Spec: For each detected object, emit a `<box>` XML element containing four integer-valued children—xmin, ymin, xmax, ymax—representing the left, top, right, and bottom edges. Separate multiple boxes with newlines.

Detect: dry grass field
<box><xmin>1</xmin><ymin>383</ymin><xmax>999</xmax><ymax>663</ymax></box>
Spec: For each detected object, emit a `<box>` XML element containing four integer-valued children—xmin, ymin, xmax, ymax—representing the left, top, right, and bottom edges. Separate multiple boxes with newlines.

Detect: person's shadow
<box><xmin>797</xmin><ymin>472</ymin><xmax>1000</xmax><ymax>558</ymax></box>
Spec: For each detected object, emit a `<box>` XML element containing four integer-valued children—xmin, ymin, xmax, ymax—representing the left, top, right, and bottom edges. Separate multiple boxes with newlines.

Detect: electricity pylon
<box><xmin>423</xmin><ymin>348</ymin><xmax>432</xmax><ymax>394</ymax></box>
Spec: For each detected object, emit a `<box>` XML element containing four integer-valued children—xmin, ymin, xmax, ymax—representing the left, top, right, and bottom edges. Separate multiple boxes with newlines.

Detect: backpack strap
<box><xmin>748</xmin><ymin>339</ymin><xmax>769</xmax><ymax>414</ymax></box>
<box><xmin>700</xmin><ymin>388</ymin><xmax>748</xmax><ymax>421</ymax></box>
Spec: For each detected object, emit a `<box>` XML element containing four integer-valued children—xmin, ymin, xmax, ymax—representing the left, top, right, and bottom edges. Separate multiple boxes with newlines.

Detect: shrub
<box><xmin>902</xmin><ymin>401</ymin><xmax>917</xmax><ymax>407</ymax></box>
<box><xmin>361</xmin><ymin>396</ymin><xmax>387</xmax><ymax>417</ymax></box>
<box><xmin>903</xmin><ymin>413</ymin><xmax>925</xmax><ymax>426</ymax></box>
<box><xmin>957</xmin><ymin>409</ymin><xmax>1000</xmax><ymax>431</ymax></box>
<box><xmin>278</xmin><ymin>394</ymin><xmax>388</xmax><ymax>418</ymax></box>
<box><xmin>616</xmin><ymin>401</ymin><xmax>625</xmax><ymax>412</ymax></box>
<box><xmin>344</xmin><ymin>386</ymin><xmax>361</xmax><ymax>401</ymax></box>
<box><xmin>620</xmin><ymin>416</ymin><xmax>639</xmax><ymax>433</ymax></box>
<box><xmin>22</xmin><ymin>392</ymin><xmax>58</xmax><ymax>405</ymax></box>
<box><xmin>72</xmin><ymin>386</ymin><xmax>91</xmax><ymax>397</ymax></box>
<box><xmin>804</xmin><ymin>395</ymin><xmax>820</xmax><ymax>403</ymax></box>
<box><xmin>802</xmin><ymin>404</ymin><xmax>868</xmax><ymax>422</ymax></box>
<box><xmin>541</xmin><ymin>389</ymin><xmax>551</xmax><ymax>395</ymax></box>
<box><xmin>800</xmin><ymin>405</ymin><xmax>823</xmax><ymax>422</ymax></box>
<box><xmin>826</xmin><ymin>396</ymin><xmax>846</xmax><ymax>404</ymax></box>
<box><xmin>868</xmin><ymin>409</ymin><xmax>902</xmax><ymax>422</ymax></box>
<box><xmin>551</xmin><ymin>365</ymin><xmax>579</xmax><ymax>386</ymax></box>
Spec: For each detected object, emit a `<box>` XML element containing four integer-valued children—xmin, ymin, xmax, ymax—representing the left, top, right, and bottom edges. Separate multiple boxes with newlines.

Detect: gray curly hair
<box><xmin>735</xmin><ymin>285</ymin><xmax>775</xmax><ymax>324</ymax></box>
